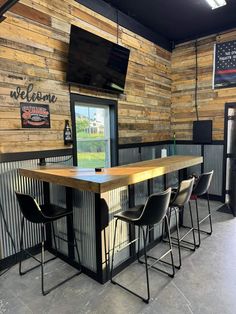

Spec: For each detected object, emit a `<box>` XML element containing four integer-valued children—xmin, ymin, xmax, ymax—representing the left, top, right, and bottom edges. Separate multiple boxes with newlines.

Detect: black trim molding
<box><xmin>0</xmin><ymin>149</ymin><xmax>72</xmax><ymax>163</ymax></box>
<box><xmin>118</xmin><ymin>139</ymin><xmax>224</xmax><ymax>149</ymax></box>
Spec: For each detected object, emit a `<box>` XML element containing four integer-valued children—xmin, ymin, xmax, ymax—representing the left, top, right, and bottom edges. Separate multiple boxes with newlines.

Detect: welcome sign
<box><xmin>213</xmin><ymin>40</ymin><xmax>236</xmax><ymax>89</ymax></box>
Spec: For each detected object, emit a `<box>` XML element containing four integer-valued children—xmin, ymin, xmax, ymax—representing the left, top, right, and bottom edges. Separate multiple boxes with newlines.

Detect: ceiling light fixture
<box><xmin>205</xmin><ymin>0</ymin><xmax>227</xmax><ymax>10</ymax></box>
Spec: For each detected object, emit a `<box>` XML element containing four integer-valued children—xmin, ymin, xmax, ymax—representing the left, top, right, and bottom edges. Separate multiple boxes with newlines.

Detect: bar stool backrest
<box><xmin>137</xmin><ymin>188</ymin><xmax>171</xmax><ymax>226</ymax></box>
<box><xmin>171</xmin><ymin>178</ymin><xmax>195</xmax><ymax>207</ymax></box>
<box><xmin>15</xmin><ymin>191</ymin><xmax>44</xmax><ymax>223</ymax></box>
<box><xmin>192</xmin><ymin>170</ymin><xmax>214</xmax><ymax>196</ymax></box>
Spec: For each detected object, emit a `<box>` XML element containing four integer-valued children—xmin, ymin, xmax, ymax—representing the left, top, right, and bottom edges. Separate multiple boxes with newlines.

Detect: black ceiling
<box><xmin>102</xmin><ymin>0</ymin><xmax>236</xmax><ymax>43</ymax></box>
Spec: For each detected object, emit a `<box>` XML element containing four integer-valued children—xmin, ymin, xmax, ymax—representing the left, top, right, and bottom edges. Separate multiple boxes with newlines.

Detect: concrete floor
<box><xmin>1</xmin><ymin>200</ymin><xmax>236</xmax><ymax>314</ymax></box>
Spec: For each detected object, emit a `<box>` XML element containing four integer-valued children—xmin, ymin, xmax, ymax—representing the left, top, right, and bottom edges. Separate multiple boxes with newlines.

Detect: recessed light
<box><xmin>205</xmin><ymin>0</ymin><xmax>227</xmax><ymax>10</ymax></box>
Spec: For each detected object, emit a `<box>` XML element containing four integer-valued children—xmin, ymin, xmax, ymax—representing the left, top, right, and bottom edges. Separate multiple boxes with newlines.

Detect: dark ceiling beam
<box><xmin>0</xmin><ymin>0</ymin><xmax>19</xmax><ymax>22</ymax></box>
<box><xmin>76</xmin><ymin>0</ymin><xmax>172</xmax><ymax>51</ymax></box>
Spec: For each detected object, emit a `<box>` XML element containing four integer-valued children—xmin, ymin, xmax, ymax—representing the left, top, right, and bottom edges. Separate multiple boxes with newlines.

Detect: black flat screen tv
<box><xmin>67</xmin><ymin>25</ymin><xmax>130</xmax><ymax>94</ymax></box>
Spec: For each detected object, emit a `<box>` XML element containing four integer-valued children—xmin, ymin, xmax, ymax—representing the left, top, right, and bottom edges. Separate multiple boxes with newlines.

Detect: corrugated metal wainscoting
<box><xmin>0</xmin><ymin>156</ymin><xmax>72</xmax><ymax>262</ymax></box>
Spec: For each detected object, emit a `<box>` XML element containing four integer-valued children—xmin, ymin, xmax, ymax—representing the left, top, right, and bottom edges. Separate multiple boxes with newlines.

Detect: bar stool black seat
<box><xmin>188</xmin><ymin>170</ymin><xmax>214</xmax><ymax>247</ymax></box>
<box><xmin>167</xmin><ymin>177</ymin><xmax>195</xmax><ymax>269</ymax></box>
<box><xmin>110</xmin><ymin>188</ymin><xmax>174</xmax><ymax>304</ymax></box>
<box><xmin>15</xmin><ymin>191</ymin><xmax>81</xmax><ymax>295</ymax></box>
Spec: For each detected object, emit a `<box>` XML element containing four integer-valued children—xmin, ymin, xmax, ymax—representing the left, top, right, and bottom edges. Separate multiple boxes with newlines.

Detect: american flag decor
<box><xmin>213</xmin><ymin>40</ymin><xmax>236</xmax><ymax>89</ymax></box>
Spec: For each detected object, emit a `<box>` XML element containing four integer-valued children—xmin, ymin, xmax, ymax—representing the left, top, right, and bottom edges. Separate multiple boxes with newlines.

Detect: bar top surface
<box><xmin>19</xmin><ymin>155</ymin><xmax>203</xmax><ymax>194</ymax></box>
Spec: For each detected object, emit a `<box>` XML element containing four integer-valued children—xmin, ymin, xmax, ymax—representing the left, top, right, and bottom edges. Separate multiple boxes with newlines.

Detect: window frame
<box><xmin>70</xmin><ymin>93</ymin><xmax>118</xmax><ymax>167</ymax></box>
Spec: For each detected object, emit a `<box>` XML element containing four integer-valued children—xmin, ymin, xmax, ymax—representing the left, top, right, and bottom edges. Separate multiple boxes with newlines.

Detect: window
<box><xmin>71</xmin><ymin>94</ymin><xmax>118</xmax><ymax>168</ymax></box>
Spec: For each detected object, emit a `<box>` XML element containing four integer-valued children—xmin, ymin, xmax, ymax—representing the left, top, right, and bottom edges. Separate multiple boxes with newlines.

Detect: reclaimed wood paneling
<box><xmin>0</xmin><ymin>0</ymin><xmax>171</xmax><ymax>153</ymax></box>
<box><xmin>171</xmin><ymin>30</ymin><xmax>236</xmax><ymax>141</ymax></box>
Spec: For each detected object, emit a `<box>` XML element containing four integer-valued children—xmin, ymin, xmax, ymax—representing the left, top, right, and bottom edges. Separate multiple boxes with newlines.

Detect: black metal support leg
<box><xmin>188</xmin><ymin>201</ymin><xmax>196</xmax><ymax>250</ymax></box>
<box><xmin>195</xmin><ymin>199</ymin><xmax>201</xmax><ymax>248</ymax></box>
<box><xmin>141</xmin><ymin>225</ymin><xmax>150</xmax><ymax>303</ymax></box>
<box><xmin>19</xmin><ymin>217</ymin><xmax>25</xmax><ymax>275</ymax></box>
<box><xmin>173</xmin><ymin>208</ymin><xmax>181</xmax><ymax>269</ymax></box>
<box><xmin>111</xmin><ymin>221</ymin><xmax>150</xmax><ymax>303</ymax></box>
<box><xmin>41</xmin><ymin>223</ymin><xmax>46</xmax><ymax>295</ymax></box>
<box><xmin>110</xmin><ymin>218</ymin><xmax>118</xmax><ymax>283</ymax></box>
<box><xmin>165</xmin><ymin>216</ymin><xmax>175</xmax><ymax>278</ymax></box>
<box><xmin>192</xmin><ymin>194</ymin><xmax>212</xmax><ymax>247</ymax></box>
<box><xmin>207</xmin><ymin>193</ymin><xmax>213</xmax><ymax>235</ymax></box>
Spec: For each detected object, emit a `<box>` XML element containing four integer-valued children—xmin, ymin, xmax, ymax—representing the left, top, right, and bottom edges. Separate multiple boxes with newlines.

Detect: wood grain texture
<box><xmin>171</xmin><ymin>30</ymin><xmax>236</xmax><ymax>141</ymax></box>
<box><xmin>19</xmin><ymin>155</ymin><xmax>203</xmax><ymax>193</ymax></box>
<box><xmin>1</xmin><ymin>0</ymin><xmax>234</xmax><ymax>153</ymax></box>
<box><xmin>0</xmin><ymin>0</ymin><xmax>171</xmax><ymax>153</ymax></box>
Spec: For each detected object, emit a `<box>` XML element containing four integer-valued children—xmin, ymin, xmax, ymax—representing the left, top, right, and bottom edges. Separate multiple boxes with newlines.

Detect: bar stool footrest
<box><xmin>20</xmin><ymin>249</ymin><xmax>57</xmax><ymax>276</ymax></box>
<box><xmin>42</xmin><ymin>269</ymin><xmax>82</xmax><ymax>296</ymax></box>
<box><xmin>182</xmin><ymin>225</ymin><xmax>212</xmax><ymax>236</ymax></box>
<box><xmin>138</xmin><ymin>250</ymin><xmax>175</xmax><ymax>277</ymax></box>
<box><xmin>111</xmin><ymin>279</ymin><xmax>149</xmax><ymax>303</ymax></box>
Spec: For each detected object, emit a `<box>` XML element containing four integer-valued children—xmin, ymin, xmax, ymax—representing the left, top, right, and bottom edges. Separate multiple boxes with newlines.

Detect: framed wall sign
<box><xmin>213</xmin><ymin>40</ymin><xmax>236</xmax><ymax>89</ymax></box>
<box><xmin>20</xmin><ymin>103</ymin><xmax>50</xmax><ymax>128</ymax></box>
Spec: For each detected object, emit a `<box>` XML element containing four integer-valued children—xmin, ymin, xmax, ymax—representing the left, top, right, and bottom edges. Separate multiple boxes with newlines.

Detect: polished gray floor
<box><xmin>1</xmin><ymin>200</ymin><xmax>236</xmax><ymax>314</ymax></box>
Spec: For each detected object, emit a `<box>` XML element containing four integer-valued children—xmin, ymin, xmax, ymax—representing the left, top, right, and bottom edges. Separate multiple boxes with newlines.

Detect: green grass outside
<box><xmin>77</xmin><ymin>132</ymin><xmax>104</xmax><ymax>139</ymax></box>
<box><xmin>77</xmin><ymin>152</ymin><xmax>105</xmax><ymax>168</ymax></box>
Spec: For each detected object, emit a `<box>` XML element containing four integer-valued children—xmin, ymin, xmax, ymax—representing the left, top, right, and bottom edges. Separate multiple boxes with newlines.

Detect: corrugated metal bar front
<box><xmin>103</xmin><ymin>187</ymin><xmax>130</xmax><ymax>268</ymax></box>
<box><xmin>73</xmin><ymin>189</ymin><xmax>96</xmax><ymax>272</ymax></box>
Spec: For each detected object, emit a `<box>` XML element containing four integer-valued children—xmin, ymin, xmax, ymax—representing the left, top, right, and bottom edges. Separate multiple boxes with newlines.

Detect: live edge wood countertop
<box><xmin>19</xmin><ymin>155</ymin><xmax>203</xmax><ymax>194</ymax></box>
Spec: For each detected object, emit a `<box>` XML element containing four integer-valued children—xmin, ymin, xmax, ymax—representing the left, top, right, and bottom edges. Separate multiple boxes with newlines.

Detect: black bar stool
<box><xmin>110</xmin><ymin>188</ymin><xmax>174</xmax><ymax>304</ymax></box>
<box><xmin>166</xmin><ymin>177</ymin><xmax>195</xmax><ymax>269</ymax></box>
<box><xmin>189</xmin><ymin>170</ymin><xmax>214</xmax><ymax>247</ymax></box>
<box><xmin>15</xmin><ymin>191</ymin><xmax>81</xmax><ymax>295</ymax></box>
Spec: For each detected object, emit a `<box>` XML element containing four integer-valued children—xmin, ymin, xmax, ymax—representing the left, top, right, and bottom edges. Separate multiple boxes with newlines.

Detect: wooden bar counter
<box><xmin>19</xmin><ymin>155</ymin><xmax>203</xmax><ymax>193</ymax></box>
<box><xmin>19</xmin><ymin>155</ymin><xmax>203</xmax><ymax>283</ymax></box>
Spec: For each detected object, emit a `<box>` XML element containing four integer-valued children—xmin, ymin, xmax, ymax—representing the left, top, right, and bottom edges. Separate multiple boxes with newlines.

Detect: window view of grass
<box><xmin>75</xmin><ymin>105</ymin><xmax>109</xmax><ymax>168</ymax></box>
<box><xmin>77</xmin><ymin>152</ymin><xmax>105</xmax><ymax>168</ymax></box>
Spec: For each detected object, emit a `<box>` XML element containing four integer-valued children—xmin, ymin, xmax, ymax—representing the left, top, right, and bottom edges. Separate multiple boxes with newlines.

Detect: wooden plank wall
<box><xmin>0</xmin><ymin>0</ymin><xmax>171</xmax><ymax>153</ymax></box>
<box><xmin>171</xmin><ymin>30</ymin><xmax>236</xmax><ymax>141</ymax></box>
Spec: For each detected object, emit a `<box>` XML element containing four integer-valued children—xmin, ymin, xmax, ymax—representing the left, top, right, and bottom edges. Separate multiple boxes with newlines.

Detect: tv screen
<box><xmin>193</xmin><ymin>120</ymin><xmax>212</xmax><ymax>144</ymax></box>
<box><xmin>67</xmin><ymin>25</ymin><xmax>130</xmax><ymax>94</ymax></box>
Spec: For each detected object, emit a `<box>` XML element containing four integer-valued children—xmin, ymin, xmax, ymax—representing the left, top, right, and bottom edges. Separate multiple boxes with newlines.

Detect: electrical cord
<box><xmin>46</xmin><ymin>156</ymin><xmax>73</xmax><ymax>164</ymax></box>
<box><xmin>38</xmin><ymin>156</ymin><xmax>73</xmax><ymax>166</ymax></box>
<box><xmin>195</xmin><ymin>40</ymin><xmax>199</xmax><ymax>121</ymax></box>
<box><xmin>0</xmin><ymin>200</ymin><xmax>17</xmax><ymax>276</ymax></box>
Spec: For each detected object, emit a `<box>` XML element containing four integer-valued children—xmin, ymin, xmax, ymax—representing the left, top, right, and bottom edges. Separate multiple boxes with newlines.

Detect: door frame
<box><xmin>222</xmin><ymin>102</ymin><xmax>236</xmax><ymax>202</ymax></box>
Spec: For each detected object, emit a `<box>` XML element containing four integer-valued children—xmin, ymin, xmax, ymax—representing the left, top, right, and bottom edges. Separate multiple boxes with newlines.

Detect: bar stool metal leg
<box><xmin>19</xmin><ymin>217</ymin><xmax>25</xmax><ymax>276</ymax></box>
<box><xmin>41</xmin><ymin>223</ymin><xmax>46</xmax><ymax>295</ymax></box>
<box><xmin>161</xmin><ymin>209</ymin><xmax>181</xmax><ymax>269</ymax></box>
<box><xmin>165</xmin><ymin>216</ymin><xmax>175</xmax><ymax>278</ymax></box>
<box><xmin>111</xmin><ymin>220</ymin><xmax>151</xmax><ymax>303</ymax></box>
<box><xmin>194</xmin><ymin>194</ymin><xmax>212</xmax><ymax>247</ymax></box>
<box><xmin>195</xmin><ymin>199</ymin><xmax>201</xmax><ymax>248</ymax></box>
<box><xmin>110</xmin><ymin>218</ymin><xmax>118</xmax><ymax>283</ymax></box>
<box><xmin>145</xmin><ymin>215</ymin><xmax>175</xmax><ymax>277</ymax></box>
<box><xmin>189</xmin><ymin>201</ymin><xmax>196</xmax><ymax>249</ymax></box>
<box><xmin>173</xmin><ymin>207</ymin><xmax>181</xmax><ymax>269</ymax></box>
<box><xmin>207</xmin><ymin>193</ymin><xmax>213</xmax><ymax>235</ymax></box>
<box><xmin>141</xmin><ymin>225</ymin><xmax>150</xmax><ymax>303</ymax></box>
